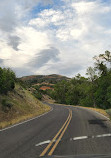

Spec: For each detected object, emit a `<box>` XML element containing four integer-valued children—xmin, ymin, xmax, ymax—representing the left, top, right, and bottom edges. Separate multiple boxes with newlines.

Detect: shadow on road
<box><xmin>88</xmin><ymin>119</ymin><xmax>107</xmax><ymax>128</ymax></box>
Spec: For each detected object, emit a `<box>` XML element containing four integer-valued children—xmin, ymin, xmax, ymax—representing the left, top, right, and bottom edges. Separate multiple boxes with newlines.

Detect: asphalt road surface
<box><xmin>0</xmin><ymin>103</ymin><xmax>111</xmax><ymax>158</ymax></box>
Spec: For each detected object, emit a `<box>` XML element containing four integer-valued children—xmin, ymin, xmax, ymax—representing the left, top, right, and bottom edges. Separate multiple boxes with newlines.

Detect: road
<box><xmin>0</xmin><ymin>103</ymin><xmax>111</xmax><ymax>158</ymax></box>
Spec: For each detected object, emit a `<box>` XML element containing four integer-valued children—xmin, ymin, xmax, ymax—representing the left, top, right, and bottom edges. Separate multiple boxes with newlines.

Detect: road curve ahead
<box><xmin>0</xmin><ymin>103</ymin><xmax>111</xmax><ymax>158</ymax></box>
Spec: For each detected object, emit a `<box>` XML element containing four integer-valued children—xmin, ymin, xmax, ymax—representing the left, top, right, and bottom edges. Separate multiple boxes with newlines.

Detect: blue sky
<box><xmin>31</xmin><ymin>4</ymin><xmax>52</xmax><ymax>18</ymax></box>
<box><xmin>31</xmin><ymin>0</ymin><xmax>65</xmax><ymax>20</ymax></box>
<box><xmin>0</xmin><ymin>0</ymin><xmax>111</xmax><ymax>77</ymax></box>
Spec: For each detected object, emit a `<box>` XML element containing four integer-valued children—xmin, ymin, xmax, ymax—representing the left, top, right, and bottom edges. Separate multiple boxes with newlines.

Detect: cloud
<box><xmin>18</xmin><ymin>0</ymin><xmax>52</xmax><ymax>10</ymax></box>
<box><xmin>0</xmin><ymin>0</ymin><xmax>52</xmax><ymax>33</ymax></box>
<box><xmin>0</xmin><ymin>59</ymin><xmax>4</xmax><ymax>65</ymax></box>
<box><xmin>48</xmin><ymin>62</ymin><xmax>83</xmax><ymax>76</ymax></box>
<box><xmin>0</xmin><ymin>0</ymin><xmax>18</xmax><ymax>33</ymax></box>
<box><xmin>0</xmin><ymin>0</ymin><xmax>52</xmax><ymax>52</ymax></box>
<box><xmin>0</xmin><ymin>0</ymin><xmax>111</xmax><ymax>77</ymax></box>
<box><xmin>12</xmin><ymin>67</ymin><xmax>33</xmax><ymax>77</ymax></box>
<box><xmin>29</xmin><ymin>47</ymin><xmax>60</xmax><ymax>69</ymax></box>
<box><xmin>8</xmin><ymin>35</ymin><xmax>21</xmax><ymax>51</ymax></box>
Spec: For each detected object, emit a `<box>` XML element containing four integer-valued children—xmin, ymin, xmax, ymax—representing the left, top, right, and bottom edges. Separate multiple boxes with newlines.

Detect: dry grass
<box><xmin>42</xmin><ymin>95</ymin><xmax>55</xmax><ymax>104</ymax></box>
<box><xmin>106</xmin><ymin>109</ymin><xmax>111</xmax><ymax>119</ymax></box>
<box><xmin>0</xmin><ymin>84</ymin><xmax>51</xmax><ymax>129</ymax></box>
<box><xmin>0</xmin><ymin>107</ymin><xmax>50</xmax><ymax>129</ymax></box>
<box><xmin>76</xmin><ymin>106</ymin><xmax>109</xmax><ymax>119</ymax></box>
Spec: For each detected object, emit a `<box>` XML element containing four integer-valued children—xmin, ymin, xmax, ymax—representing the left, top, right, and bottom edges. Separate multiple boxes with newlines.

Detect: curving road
<box><xmin>0</xmin><ymin>103</ymin><xmax>111</xmax><ymax>158</ymax></box>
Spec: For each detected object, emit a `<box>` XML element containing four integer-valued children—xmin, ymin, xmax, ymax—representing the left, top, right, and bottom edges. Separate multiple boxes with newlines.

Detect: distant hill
<box><xmin>20</xmin><ymin>74</ymin><xmax>70</xmax><ymax>85</ymax></box>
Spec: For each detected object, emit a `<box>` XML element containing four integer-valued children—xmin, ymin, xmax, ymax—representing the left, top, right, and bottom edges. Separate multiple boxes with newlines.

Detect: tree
<box><xmin>86</xmin><ymin>67</ymin><xmax>98</xmax><ymax>107</ymax></box>
<box><xmin>47</xmin><ymin>50</ymin><xmax>111</xmax><ymax>109</ymax></box>
<box><xmin>92</xmin><ymin>51</ymin><xmax>111</xmax><ymax>109</ymax></box>
<box><xmin>99</xmin><ymin>50</ymin><xmax>111</xmax><ymax>63</ymax></box>
<box><xmin>53</xmin><ymin>80</ymin><xmax>69</xmax><ymax>104</ymax></box>
<box><xmin>0</xmin><ymin>67</ymin><xmax>16</xmax><ymax>94</ymax></box>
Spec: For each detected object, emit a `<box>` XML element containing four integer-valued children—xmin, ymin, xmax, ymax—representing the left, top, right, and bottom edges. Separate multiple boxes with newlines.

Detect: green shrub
<box><xmin>79</xmin><ymin>97</ymin><xmax>94</xmax><ymax>107</ymax></box>
<box><xmin>0</xmin><ymin>67</ymin><xmax>16</xmax><ymax>94</ymax></box>
<box><xmin>2</xmin><ymin>99</ymin><xmax>13</xmax><ymax>112</ymax></box>
<box><xmin>33</xmin><ymin>91</ymin><xmax>42</xmax><ymax>100</ymax></box>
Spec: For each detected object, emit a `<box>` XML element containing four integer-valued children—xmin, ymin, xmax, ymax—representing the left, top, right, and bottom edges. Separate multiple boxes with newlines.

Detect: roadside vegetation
<box><xmin>0</xmin><ymin>67</ymin><xmax>16</xmax><ymax>95</ymax></box>
<box><xmin>0</xmin><ymin>67</ymin><xmax>50</xmax><ymax>129</ymax></box>
<box><xmin>47</xmin><ymin>51</ymin><xmax>111</xmax><ymax>114</ymax></box>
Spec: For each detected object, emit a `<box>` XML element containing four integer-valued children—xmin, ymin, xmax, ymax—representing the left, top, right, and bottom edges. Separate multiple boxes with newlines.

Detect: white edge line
<box><xmin>88</xmin><ymin>109</ymin><xmax>110</xmax><ymax>120</ymax></box>
<box><xmin>0</xmin><ymin>107</ymin><xmax>53</xmax><ymax>132</ymax></box>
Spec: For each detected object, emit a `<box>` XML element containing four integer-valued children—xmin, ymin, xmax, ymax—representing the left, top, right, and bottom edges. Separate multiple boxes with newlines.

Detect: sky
<box><xmin>0</xmin><ymin>0</ymin><xmax>111</xmax><ymax>77</ymax></box>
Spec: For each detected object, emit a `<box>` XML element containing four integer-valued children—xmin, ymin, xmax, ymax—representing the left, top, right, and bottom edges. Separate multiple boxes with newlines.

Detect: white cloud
<box><xmin>71</xmin><ymin>1</ymin><xmax>111</xmax><ymax>15</ymax></box>
<box><xmin>0</xmin><ymin>0</ymin><xmax>111</xmax><ymax>77</ymax></box>
<box><xmin>17</xmin><ymin>27</ymin><xmax>50</xmax><ymax>55</ymax></box>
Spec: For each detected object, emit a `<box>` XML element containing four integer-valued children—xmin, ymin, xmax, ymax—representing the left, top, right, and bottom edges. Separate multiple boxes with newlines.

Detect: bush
<box><xmin>2</xmin><ymin>99</ymin><xmax>13</xmax><ymax>112</ymax></box>
<box><xmin>0</xmin><ymin>67</ymin><xmax>16</xmax><ymax>94</ymax></box>
<box><xmin>79</xmin><ymin>97</ymin><xmax>94</xmax><ymax>107</ymax></box>
<box><xmin>33</xmin><ymin>91</ymin><xmax>42</xmax><ymax>100</ymax></box>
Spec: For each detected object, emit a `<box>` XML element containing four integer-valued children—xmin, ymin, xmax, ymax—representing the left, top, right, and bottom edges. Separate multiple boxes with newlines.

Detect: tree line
<box><xmin>48</xmin><ymin>51</ymin><xmax>111</xmax><ymax>109</ymax></box>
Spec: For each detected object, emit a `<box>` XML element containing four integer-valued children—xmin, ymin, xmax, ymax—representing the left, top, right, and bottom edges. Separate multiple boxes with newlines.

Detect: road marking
<box><xmin>96</xmin><ymin>133</ymin><xmax>111</xmax><ymax>138</ymax></box>
<box><xmin>0</xmin><ymin>107</ymin><xmax>53</xmax><ymax>132</ymax></box>
<box><xmin>73</xmin><ymin>136</ymin><xmax>88</xmax><ymax>140</ymax></box>
<box><xmin>72</xmin><ymin>133</ymin><xmax>111</xmax><ymax>141</ymax></box>
<box><xmin>35</xmin><ymin>140</ymin><xmax>51</xmax><ymax>147</ymax></box>
<box><xmin>40</xmin><ymin>108</ymin><xmax>72</xmax><ymax>157</ymax></box>
<box><xmin>48</xmin><ymin>110</ymin><xmax>72</xmax><ymax>156</ymax></box>
<box><xmin>89</xmin><ymin>110</ymin><xmax>110</xmax><ymax>120</ymax></box>
<box><xmin>36</xmin><ymin>133</ymin><xmax>111</xmax><ymax>148</ymax></box>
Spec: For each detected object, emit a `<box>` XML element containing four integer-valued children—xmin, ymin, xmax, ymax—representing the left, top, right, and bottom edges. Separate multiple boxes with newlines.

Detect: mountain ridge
<box><xmin>20</xmin><ymin>74</ymin><xmax>70</xmax><ymax>84</ymax></box>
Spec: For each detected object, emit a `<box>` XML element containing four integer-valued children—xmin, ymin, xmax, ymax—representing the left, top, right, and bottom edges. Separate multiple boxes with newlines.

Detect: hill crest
<box><xmin>20</xmin><ymin>74</ymin><xmax>70</xmax><ymax>84</ymax></box>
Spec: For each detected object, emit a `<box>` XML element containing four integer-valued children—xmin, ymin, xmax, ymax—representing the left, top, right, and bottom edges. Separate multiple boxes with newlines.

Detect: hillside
<box><xmin>0</xmin><ymin>84</ymin><xmax>50</xmax><ymax>129</ymax></box>
<box><xmin>20</xmin><ymin>74</ymin><xmax>70</xmax><ymax>85</ymax></box>
<box><xmin>19</xmin><ymin>74</ymin><xmax>70</xmax><ymax>101</ymax></box>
